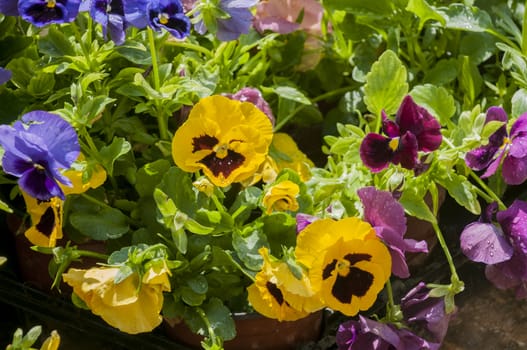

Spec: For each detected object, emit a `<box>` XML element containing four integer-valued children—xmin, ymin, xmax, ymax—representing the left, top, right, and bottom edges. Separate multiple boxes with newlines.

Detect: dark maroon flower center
<box><xmin>192</xmin><ymin>134</ymin><xmax>246</xmax><ymax>178</ymax></box>
<box><xmin>323</xmin><ymin>253</ymin><xmax>373</xmax><ymax>303</ymax></box>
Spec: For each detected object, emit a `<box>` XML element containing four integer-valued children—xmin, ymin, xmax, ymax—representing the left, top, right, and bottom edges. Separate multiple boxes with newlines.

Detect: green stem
<box><xmin>431</xmin><ymin>220</ymin><xmax>460</xmax><ymax>284</ymax></box>
<box><xmin>196</xmin><ymin>307</ymin><xmax>220</xmax><ymax>346</ymax></box>
<box><xmin>76</xmin><ymin>249</ymin><xmax>109</xmax><ymax>260</ymax></box>
<box><xmin>468</xmin><ymin>170</ymin><xmax>507</xmax><ymax>210</ymax></box>
<box><xmin>147</xmin><ymin>27</ymin><xmax>169</xmax><ymax>140</ymax></box>
<box><xmin>274</xmin><ymin>86</ymin><xmax>353</xmax><ymax>132</ymax></box>
<box><xmin>486</xmin><ymin>29</ymin><xmax>520</xmax><ymax>51</ymax></box>
<box><xmin>523</xmin><ymin>0</ymin><xmax>527</xmax><ymax>55</ymax></box>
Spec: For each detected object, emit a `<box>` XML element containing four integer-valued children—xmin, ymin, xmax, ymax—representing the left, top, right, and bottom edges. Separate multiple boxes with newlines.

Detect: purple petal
<box><xmin>509</xmin><ymin>114</ymin><xmax>527</xmax><ymax>158</ymax></box>
<box><xmin>485</xmin><ymin>106</ymin><xmax>508</xmax><ymax>123</ymax></box>
<box><xmin>21</xmin><ymin>111</ymin><xmax>80</xmax><ymax>169</ymax></box>
<box><xmin>497</xmin><ymin>200</ymin><xmax>527</xmax><ymax>255</ymax></box>
<box><xmin>382</xmin><ymin>111</ymin><xmax>400</xmax><ymax>138</ymax></box>
<box><xmin>359</xmin><ymin>133</ymin><xmax>394</xmax><ymax>172</ymax></box>
<box><xmin>396</xmin><ymin>96</ymin><xmax>442</xmax><ymax>152</ymax></box>
<box><xmin>0</xmin><ymin>0</ymin><xmax>19</xmax><ymax>15</ymax></box>
<box><xmin>388</xmin><ymin>244</ymin><xmax>411</xmax><ymax>278</ymax></box>
<box><xmin>18</xmin><ymin>167</ymin><xmax>65</xmax><ymax>200</ymax></box>
<box><xmin>480</xmin><ymin>148</ymin><xmax>505</xmax><ymax>179</ymax></box>
<box><xmin>358</xmin><ymin>186</ymin><xmax>407</xmax><ymax>236</ymax></box>
<box><xmin>391</xmin><ymin>131</ymin><xmax>418</xmax><ymax>170</ymax></box>
<box><xmin>359</xmin><ymin>316</ymin><xmax>402</xmax><ymax>348</ymax></box>
<box><xmin>295</xmin><ymin>213</ymin><xmax>318</xmax><ymax>233</ymax></box>
<box><xmin>502</xmin><ymin>154</ymin><xmax>527</xmax><ymax>185</ymax></box>
<box><xmin>460</xmin><ymin>222</ymin><xmax>514</xmax><ymax>264</ymax></box>
<box><xmin>0</xmin><ymin>67</ymin><xmax>11</xmax><ymax>85</ymax></box>
<box><xmin>224</xmin><ymin>87</ymin><xmax>274</xmax><ymax>125</ymax></box>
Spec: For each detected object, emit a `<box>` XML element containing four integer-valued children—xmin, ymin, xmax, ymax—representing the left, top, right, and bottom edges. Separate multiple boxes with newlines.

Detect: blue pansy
<box><xmin>0</xmin><ymin>111</ymin><xmax>80</xmax><ymax>200</ymax></box>
<box><xmin>0</xmin><ymin>68</ymin><xmax>11</xmax><ymax>85</ymax></box>
<box><xmin>18</xmin><ymin>0</ymin><xmax>82</xmax><ymax>26</ymax></box>
<box><xmin>147</xmin><ymin>0</ymin><xmax>191</xmax><ymax>39</ymax></box>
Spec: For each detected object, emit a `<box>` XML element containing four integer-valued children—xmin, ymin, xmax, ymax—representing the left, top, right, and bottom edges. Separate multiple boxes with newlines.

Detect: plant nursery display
<box><xmin>1</xmin><ymin>0</ymin><xmax>527</xmax><ymax>349</ymax></box>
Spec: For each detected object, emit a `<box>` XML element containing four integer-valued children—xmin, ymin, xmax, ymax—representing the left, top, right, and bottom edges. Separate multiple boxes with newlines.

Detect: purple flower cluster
<box><xmin>336</xmin><ymin>282</ymin><xmax>453</xmax><ymax>350</ymax></box>
<box><xmin>0</xmin><ymin>111</ymin><xmax>80</xmax><ymax>201</ymax></box>
<box><xmin>461</xmin><ymin>201</ymin><xmax>527</xmax><ymax>299</ymax></box>
<box><xmin>0</xmin><ymin>0</ymin><xmax>191</xmax><ymax>42</ymax></box>
<box><xmin>360</xmin><ymin>96</ymin><xmax>442</xmax><ymax>172</ymax></box>
<box><xmin>465</xmin><ymin>106</ymin><xmax>527</xmax><ymax>185</ymax></box>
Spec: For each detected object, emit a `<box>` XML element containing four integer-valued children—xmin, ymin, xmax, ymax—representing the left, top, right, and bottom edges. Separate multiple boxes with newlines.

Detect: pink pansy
<box><xmin>253</xmin><ymin>0</ymin><xmax>324</xmax><ymax>36</ymax></box>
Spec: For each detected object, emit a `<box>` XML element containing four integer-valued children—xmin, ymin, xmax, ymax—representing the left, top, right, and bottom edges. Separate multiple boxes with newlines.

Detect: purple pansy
<box><xmin>336</xmin><ymin>315</ymin><xmax>440</xmax><ymax>350</ymax></box>
<box><xmin>84</xmin><ymin>0</ymin><xmax>132</xmax><ymax>45</ymax></box>
<box><xmin>0</xmin><ymin>68</ymin><xmax>11</xmax><ymax>85</ymax></box>
<box><xmin>358</xmin><ymin>186</ymin><xmax>428</xmax><ymax>278</ymax></box>
<box><xmin>147</xmin><ymin>0</ymin><xmax>191</xmax><ymax>39</ymax></box>
<box><xmin>360</xmin><ymin>95</ymin><xmax>442</xmax><ymax>172</ymax></box>
<box><xmin>195</xmin><ymin>0</ymin><xmax>257</xmax><ymax>41</ymax></box>
<box><xmin>0</xmin><ymin>111</ymin><xmax>80</xmax><ymax>201</ymax></box>
<box><xmin>17</xmin><ymin>0</ymin><xmax>81</xmax><ymax>26</ymax></box>
<box><xmin>461</xmin><ymin>200</ymin><xmax>527</xmax><ymax>299</ymax></box>
<box><xmin>465</xmin><ymin>107</ymin><xmax>527</xmax><ymax>185</ymax></box>
<box><xmin>400</xmin><ymin>282</ymin><xmax>454</xmax><ymax>345</ymax></box>
<box><xmin>223</xmin><ymin>87</ymin><xmax>275</xmax><ymax>125</ymax></box>
<box><xmin>460</xmin><ymin>202</ymin><xmax>514</xmax><ymax>265</ymax></box>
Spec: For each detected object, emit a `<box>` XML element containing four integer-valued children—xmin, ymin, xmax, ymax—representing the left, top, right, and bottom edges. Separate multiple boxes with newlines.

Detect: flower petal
<box><xmin>497</xmin><ymin>200</ymin><xmax>527</xmax><ymax>255</ymax></box>
<box><xmin>502</xmin><ymin>154</ymin><xmax>527</xmax><ymax>185</ymax></box>
<box><xmin>460</xmin><ymin>222</ymin><xmax>513</xmax><ymax>264</ymax></box>
<box><xmin>359</xmin><ymin>133</ymin><xmax>394</xmax><ymax>172</ymax></box>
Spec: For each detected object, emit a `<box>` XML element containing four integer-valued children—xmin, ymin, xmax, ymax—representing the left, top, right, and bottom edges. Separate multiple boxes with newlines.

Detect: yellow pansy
<box><xmin>40</xmin><ymin>330</ymin><xmax>60</xmax><ymax>350</ymax></box>
<box><xmin>22</xmin><ymin>191</ymin><xmax>63</xmax><ymax>247</ymax></box>
<box><xmin>270</xmin><ymin>133</ymin><xmax>314</xmax><ymax>181</ymax></box>
<box><xmin>295</xmin><ymin>217</ymin><xmax>391</xmax><ymax>316</ymax></box>
<box><xmin>172</xmin><ymin>95</ymin><xmax>274</xmax><ymax>187</ymax></box>
<box><xmin>262</xmin><ymin>180</ymin><xmax>300</xmax><ymax>214</ymax></box>
<box><xmin>247</xmin><ymin>248</ymin><xmax>323</xmax><ymax>321</ymax></box>
<box><xmin>61</xmin><ymin>154</ymin><xmax>107</xmax><ymax>195</ymax></box>
<box><xmin>62</xmin><ymin>265</ymin><xmax>171</xmax><ymax>334</ymax></box>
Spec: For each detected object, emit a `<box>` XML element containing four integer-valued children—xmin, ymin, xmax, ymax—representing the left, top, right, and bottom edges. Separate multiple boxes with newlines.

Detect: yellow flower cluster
<box><xmin>248</xmin><ymin>217</ymin><xmax>392</xmax><ymax>320</ymax></box>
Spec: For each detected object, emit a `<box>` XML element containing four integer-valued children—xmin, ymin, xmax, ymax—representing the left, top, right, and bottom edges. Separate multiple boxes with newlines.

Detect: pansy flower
<box><xmin>0</xmin><ymin>68</ymin><xmax>11</xmax><ymax>85</ymax></box>
<box><xmin>247</xmin><ymin>248</ymin><xmax>323</xmax><ymax>321</ymax></box>
<box><xmin>262</xmin><ymin>180</ymin><xmax>300</xmax><ymax>215</ymax></box>
<box><xmin>462</xmin><ymin>200</ymin><xmax>527</xmax><ymax>299</ymax></box>
<box><xmin>17</xmin><ymin>0</ymin><xmax>82</xmax><ymax>26</ymax></box>
<box><xmin>62</xmin><ymin>264</ymin><xmax>171</xmax><ymax>334</ymax></box>
<box><xmin>270</xmin><ymin>133</ymin><xmax>314</xmax><ymax>181</ymax></box>
<box><xmin>60</xmin><ymin>154</ymin><xmax>107</xmax><ymax>195</ymax></box>
<box><xmin>194</xmin><ymin>0</ymin><xmax>257</xmax><ymax>41</ymax></box>
<box><xmin>358</xmin><ymin>187</ymin><xmax>429</xmax><ymax>278</ymax></box>
<box><xmin>172</xmin><ymin>95</ymin><xmax>273</xmax><ymax>187</ymax></box>
<box><xmin>21</xmin><ymin>191</ymin><xmax>63</xmax><ymax>247</ymax></box>
<box><xmin>360</xmin><ymin>95</ymin><xmax>442</xmax><ymax>172</ymax></box>
<box><xmin>336</xmin><ymin>315</ymin><xmax>440</xmax><ymax>350</ymax></box>
<box><xmin>83</xmin><ymin>0</ymin><xmax>133</xmax><ymax>45</ymax></box>
<box><xmin>147</xmin><ymin>0</ymin><xmax>191</xmax><ymax>39</ymax></box>
<box><xmin>0</xmin><ymin>111</ymin><xmax>80</xmax><ymax>201</ymax></box>
<box><xmin>465</xmin><ymin>107</ymin><xmax>527</xmax><ymax>185</ymax></box>
<box><xmin>295</xmin><ymin>217</ymin><xmax>391</xmax><ymax>316</ymax></box>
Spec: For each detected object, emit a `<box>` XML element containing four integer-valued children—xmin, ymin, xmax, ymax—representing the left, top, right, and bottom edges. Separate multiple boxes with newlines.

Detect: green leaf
<box><xmin>458</xmin><ymin>55</ymin><xmax>482</xmax><ymax>107</ymax></box>
<box><xmin>364</xmin><ymin>50</ymin><xmax>408</xmax><ymax>117</ymax></box>
<box><xmin>400</xmin><ymin>191</ymin><xmax>437</xmax><ymax>224</ymax></box>
<box><xmin>202</xmin><ymin>298</ymin><xmax>236</xmax><ymax>341</ymax></box>
<box><xmin>135</xmin><ymin>159</ymin><xmax>171</xmax><ymax>197</ymax></box>
<box><xmin>273</xmin><ymin>86</ymin><xmax>311</xmax><ymax>105</ymax></box>
<box><xmin>438</xmin><ymin>3</ymin><xmax>494</xmax><ymax>32</ymax></box>
<box><xmin>99</xmin><ymin>137</ymin><xmax>132</xmax><ymax>176</ymax></box>
<box><xmin>115</xmin><ymin>40</ymin><xmax>152</xmax><ymax>65</ymax></box>
<box><xmin>181</xmin><ymin>286</ymin><xmax>207</xmax><ymax>306</ymax></box>
<box><xmin>410</xmin><ymin>84</ymin><xmax>455</xmax><ymax>125</ymax></box>
<box><xmin>233</xmin><ymin>227</ymin><xmax>268</xmax><ymax>271</ymax></box>
<box><xmin>324</xmin><ymin>0</ymin><xmax>394</xmax><ymax>16</ymax></box>
<box><xmin>27</xmin><ymin>73</ymin><xmax>55</xmax><ymax>98</ymax></box>
<box><xmin>187</xmin><ymin>275</ymin><xmax>208</xmax><ymax>294</ymax></box>
<box><xmin>70</xmin><ymin>200</ymin><xmax>130</xmax><ymax>240</ymax></box>
<box><xmin>436</xmin><ymin>173</ymin><xmax>481</xmax><ymax>215</ymax></box>
<box><xmin>406</xmin><ymin>0</ymin><xmax>445</xmax><ymax>31</ymax></box>
<box><xmin>511</xmin><ymin>88</ymin><xmax>527</xmax><ymax>118</ymax></box>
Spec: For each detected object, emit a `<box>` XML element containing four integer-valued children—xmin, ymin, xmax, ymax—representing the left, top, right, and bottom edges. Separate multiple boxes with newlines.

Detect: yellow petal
<box><xmin>262</xmin><ymin>180</ymin><xmax>300</xmax><ymax>214</ymax></box>
<box><xmin>22</xmin><ymin>191</ymin><xmax>63</xmax><ymax>247</ymax></box>
<box><xmin>270</xmin><ymin>133</ymin><xmax>314</xmax><ymax>181</ymax></box>
<box><xmin>40</xmin><ymin>330</ymin><xmax>60</xmax><ymax>350</ymax></box>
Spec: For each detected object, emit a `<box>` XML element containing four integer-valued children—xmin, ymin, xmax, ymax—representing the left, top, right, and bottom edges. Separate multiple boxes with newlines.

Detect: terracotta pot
<box><xmin>7</xmin><ymin>214</ymin><xmax>106</xmax><ymax>292</ymax></box>
<box><xmin>164</xmin><ymin>310</ymin><xmax>324</xmax><ymax>350</ymax></box>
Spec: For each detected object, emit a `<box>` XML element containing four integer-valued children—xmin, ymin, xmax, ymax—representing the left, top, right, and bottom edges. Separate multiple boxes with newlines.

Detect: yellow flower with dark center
<box><xmin>172</xmin><ymin>95</ymin><xmax>273</xmax><ymax>187</ymax></box>
<box><xmin>61</xmin><ymin>154</ymin><xmax>107</xmax><ymax>195</ymax></box>
<box><xmin>295</xmin><ymin>217</ymin><xmax>391</xmax><ymax>316</ymax></box>
<box><xmin>21</xmin><ymin>191</ymin><xmax>63</xmax><ymax>247</ymax></box>
<box><xmin>262</xmin><ymin>180</ymin><xmax>300</xmax><ymax>214</ymax></box>
<box><xmin>270</xmin><ymin>133</ymin><xmax>314</xmax><ymax>181</ymax></box>
<box><xmin>62</xmin><ymin>265</ymin><xmax>171</xmax><ymax>334</ymax></box>
<box><xmin>247</xmin><ymin>248</ymin><xmax>323</xmax><ymax>321</ymax></box>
